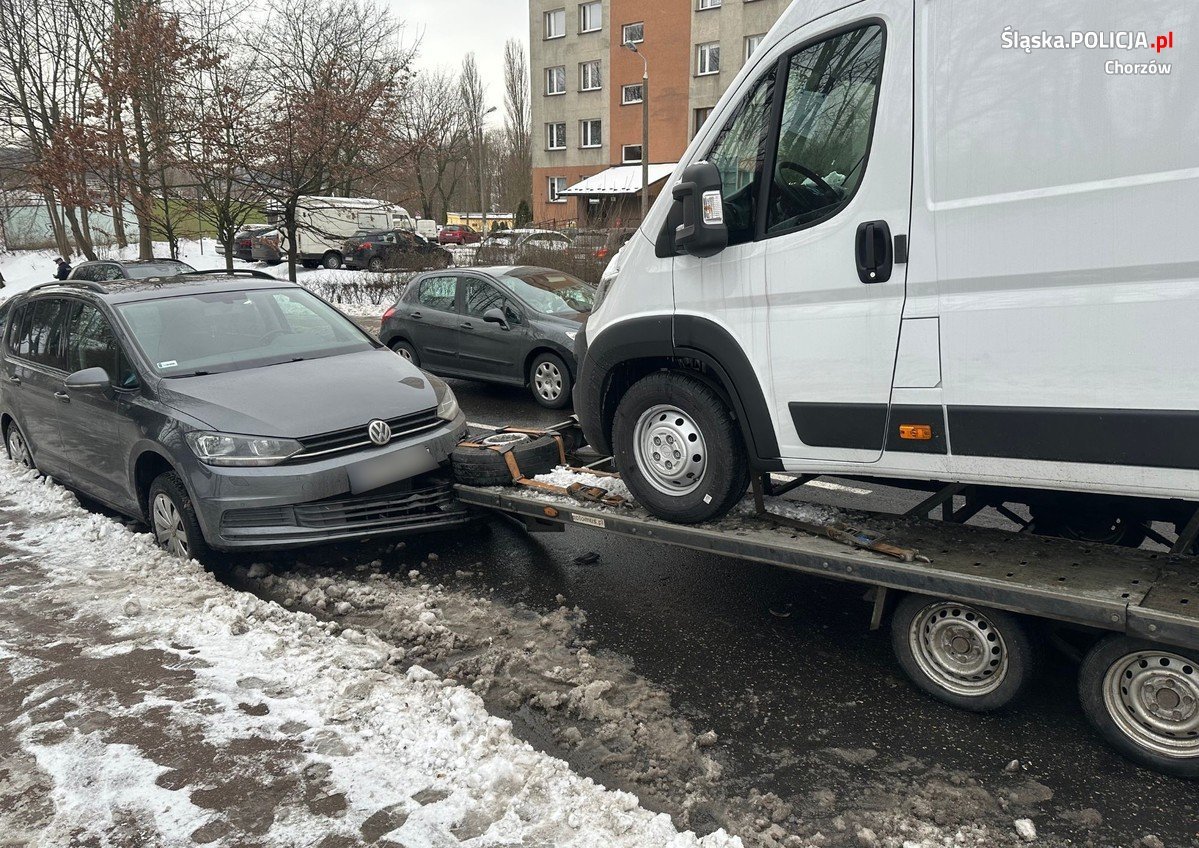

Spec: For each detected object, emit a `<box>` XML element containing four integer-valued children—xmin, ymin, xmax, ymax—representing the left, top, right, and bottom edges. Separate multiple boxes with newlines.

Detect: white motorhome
<box><xmin>576</xmin><ymin>0</ymin><xmax>1196</xmax><ymax>544</ymax></box>
<box><xmin>266</xmin><ymin>196</ymin><xmax>393</xmax><ymax>269</ymax></box>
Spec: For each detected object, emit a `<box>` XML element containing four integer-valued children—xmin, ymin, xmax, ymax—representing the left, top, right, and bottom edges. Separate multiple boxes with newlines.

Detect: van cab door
<box><xmin>759</xmin><ymin>3</ymin><xmax>913</xmax><ymax>462</ymax></box>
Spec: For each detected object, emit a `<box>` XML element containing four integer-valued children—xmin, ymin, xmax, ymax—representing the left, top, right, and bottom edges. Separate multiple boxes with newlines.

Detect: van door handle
<box><xmin>855</xmin><ymin>219</ymin><xmax>893</xmax><ymax>284</ymax></box>
<box><xmin>54</xmin><ymin>391</ymin><xmax>70</xmax><ymax>403</ymax></box>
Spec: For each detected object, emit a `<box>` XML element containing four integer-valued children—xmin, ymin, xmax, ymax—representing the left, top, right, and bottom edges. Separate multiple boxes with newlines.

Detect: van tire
<box><xmin>451</xmin><ymin>434</ymin><xmax>563</xmax><ymax>486</ymax></box>
<box><xmin>611</xmin><ymin>372</ymin><xmax>749</xmax><ymax>523</ymax></box>
<box><xmin>321</xmin><ymin>251</ymin><xmax>343</xmax><ymax>270</ymax></box>
<box><xmin>147</xmin><ymin>471</ymin><xmax>211</xmax><ymax>563</ymax></box>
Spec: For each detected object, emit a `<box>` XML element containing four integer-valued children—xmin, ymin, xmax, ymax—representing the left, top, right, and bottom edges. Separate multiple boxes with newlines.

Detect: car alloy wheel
<box><xmin>152</xmin><ymin>492</ymin><xmax>190</xmax><ymax>558</ymax></box>
<box><xmin>534</xmin><ymin>360</ymin><xmax>563</xmax><ymax>402</ymax></box>
<box><xmin>5</xmin><ymin>424</ymin><xmax>33</xmax><ymax>469</ymax></box>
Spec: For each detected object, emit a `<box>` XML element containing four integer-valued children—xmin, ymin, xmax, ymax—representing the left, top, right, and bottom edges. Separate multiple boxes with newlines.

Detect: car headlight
<box><xmin>185</xmin><ymin>431</ymin><xmax>303</xmax><ymax>466</ymax></box>
<box><xmin>432</xmin><ymin>378</ymin><xmax>460</xmax><ymax>421</ymax></box>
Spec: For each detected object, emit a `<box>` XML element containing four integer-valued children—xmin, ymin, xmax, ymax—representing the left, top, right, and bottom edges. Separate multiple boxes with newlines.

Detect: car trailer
<box><xmin>452</xmin><ymin>422</ymin><xmax>1199</xmax><ymax>777</ymax></box>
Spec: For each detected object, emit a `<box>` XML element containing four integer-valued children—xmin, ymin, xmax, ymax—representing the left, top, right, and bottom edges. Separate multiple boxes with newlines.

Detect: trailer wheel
<box><xmin>1079</xmin><ymin>635</ymin><xmax>1199</xmax><ymax>776</ymax></box>
<box><xmin>450</xmin><ymin>433</ymin><xmax>563</xmax><ymax>487</ymax></box>
<box><xmin>891</xmin><ymin>594</ymin><xmax>1037</xmax><ymax>712</ymax></box>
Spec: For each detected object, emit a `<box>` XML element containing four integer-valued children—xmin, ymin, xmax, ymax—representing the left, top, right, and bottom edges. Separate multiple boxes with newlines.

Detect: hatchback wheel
<box><xmin>367</xmin><ymin>256</ymin><xmax>385</xmax><ymax>272</ymax></box>
<box><xmin>4</xmin><ymin>421</ymin><xmax>36</xmax><ymax>472</ymax></box>
<box><xmin>148</xmin><ymin>471</ymin><xmax>210</xmax><ymax>562</ymax></box>
<box><xmin>529</xmin><ymin>352</ymin><xmax>572</xmax><ymax>409</ymax></box>
<box><xmin>389</xmin><ymin>339</ymin><xmax>420</xmax><ymax>366</ymax></box>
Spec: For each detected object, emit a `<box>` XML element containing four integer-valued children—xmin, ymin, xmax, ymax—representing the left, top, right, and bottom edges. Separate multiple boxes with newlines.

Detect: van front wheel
<box><xmin>612</xmin><ymin>372</ymin><xmax>749</xmax><ymax>523</ymax></box>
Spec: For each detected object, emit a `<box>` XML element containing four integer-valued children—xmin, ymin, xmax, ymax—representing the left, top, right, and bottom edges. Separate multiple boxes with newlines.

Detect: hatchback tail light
<box><xmin>382</xmin><ymin>306</ymin><xmax>396</xmax><ymax>322</ymax></box>
<box><xmin>360</xmin><ymin>241</ymin><xmax>372</xmax><ymax>250</ymax></box>
<box><xmin>595</xmin><ymin>247</ymin><xmax>609</xmax><ymax>259</ymax></box>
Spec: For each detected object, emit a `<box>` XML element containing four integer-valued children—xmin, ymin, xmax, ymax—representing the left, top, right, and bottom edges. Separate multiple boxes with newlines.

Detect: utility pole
<box><xmin>624</xmin><ymin>41</ymin><xmax>650</xmax><ymax>220</ymax></box>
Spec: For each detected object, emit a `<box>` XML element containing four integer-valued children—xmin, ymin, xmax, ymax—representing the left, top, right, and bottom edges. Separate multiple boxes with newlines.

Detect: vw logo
<box><xmin>367</xmin><ymin>419</ymin><xmax>392</xmax><ymax>446</ymax></box>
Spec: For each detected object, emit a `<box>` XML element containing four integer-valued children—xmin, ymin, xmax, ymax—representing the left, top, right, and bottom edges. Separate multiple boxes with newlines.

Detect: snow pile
<box><xmin>0</xmin><ymin>459</ymin><xmax>741</xmax><ymax>848</ymax></box>
<box><xmin>533</xmin><ymin>465</ymin><xmax>635</xmax><ymax>503</ymax></box>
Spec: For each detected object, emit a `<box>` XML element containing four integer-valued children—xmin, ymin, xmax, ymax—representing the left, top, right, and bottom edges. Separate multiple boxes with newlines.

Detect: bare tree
<box><xmin>394</xmin><ymin>70</ymin><xmax>470</xmax><ymax>222</ymax></box>
<box><xmin>500</xmin><ymin>39</ymin><xmax>531</xmax><ymax>216</ymax></box>
<box><xmin>459</xmin><ymin>53</ymin><xmax>490</xmax><ymax>231</ymax></box>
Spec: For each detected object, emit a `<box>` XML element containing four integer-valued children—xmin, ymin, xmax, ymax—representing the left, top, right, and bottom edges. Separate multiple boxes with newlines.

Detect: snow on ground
<box><xmin>0</xmin><ymin>459</ymin><xmax>742</xmax><ymax>848</ymax></box>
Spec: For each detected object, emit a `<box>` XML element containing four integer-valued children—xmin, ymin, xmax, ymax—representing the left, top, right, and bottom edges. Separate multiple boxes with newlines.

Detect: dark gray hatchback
<box><xmin>0</xmin><ymin>273</ymin><xmax>469</xmax><ymax>559</ymax></box>
<box><xmin>378</xmin><ymin>266</ymin><xmax>594</xmax><ymax>409</ymax></box>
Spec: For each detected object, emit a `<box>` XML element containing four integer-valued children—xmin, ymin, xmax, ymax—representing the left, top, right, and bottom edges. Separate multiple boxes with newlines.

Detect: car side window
<box><xmin>65</xmin><ymin>302</ymin><xmax>138</xmax><ymax>388</ymax></box>
<box><xmin>93</xmin><ymin>264</ymin><xmax>125</xmax><ymax>282</ymax></box>
<box><xmin>765</xmin><ymin>24</ymin><xmax>884</xmax><ymax>234</ymax></box>
<box><xmin>705</xmin><ymin>67</ymin><xmax>777</xmax><ymax>246</ymax></box>
<box><xmin>18</xmin><ymin>298</ymin><xmax>70</xmax><ymax>370</ymax></box>
<box><xmin>417</xmin><ymin>276</ymin><xmax>457</xmax><ymax>312</ymax></box>
<box><xmin>462</xmin><ymin>278</ymin><xmax>504</xmax><ymax>318</ymax></box>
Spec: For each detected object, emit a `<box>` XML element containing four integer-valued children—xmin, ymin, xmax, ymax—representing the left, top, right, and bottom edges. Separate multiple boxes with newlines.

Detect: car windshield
<box><xmin>125</xmin><ymin>261</ymin><xmax>195</xmax><ymax>280</ymax></box>
<box><xmin>116</xmin><ymin>287</ymin><xmax>372</xmax><ymax>376</ymax></box>
<box><xmin>496</xmin><ymin>269</ymin><xmax>594</xmax><ymax>317</ymax></box>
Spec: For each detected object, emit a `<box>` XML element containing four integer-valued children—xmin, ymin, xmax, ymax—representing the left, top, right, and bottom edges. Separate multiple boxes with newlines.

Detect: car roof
<box><xmin>73</xmin><ymin>258</ymin><xmax>189</xmax><ymax>267</ymax></box>
<box><xmin>18</xmin><ymin>272</ymin><xmax>297</xmax><ymax>304</ymax></box>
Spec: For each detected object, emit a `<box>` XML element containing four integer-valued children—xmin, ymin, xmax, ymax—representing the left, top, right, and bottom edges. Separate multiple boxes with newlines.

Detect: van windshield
<box><xmin>117</xmin><ymin>288</ymin><xmax>372</xmax><ymax>376</ymax></box>
<box><xmin>496</xmin><ymin>270</ymin><xmax>594</xmax><ymax>317</ymax></box>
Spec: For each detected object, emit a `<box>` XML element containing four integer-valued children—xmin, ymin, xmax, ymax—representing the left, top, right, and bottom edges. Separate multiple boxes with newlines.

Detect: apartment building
<box><xmin>529</xmin><ymin>0</ymin><xmax>789</xmax><ymax>225</ymax></box>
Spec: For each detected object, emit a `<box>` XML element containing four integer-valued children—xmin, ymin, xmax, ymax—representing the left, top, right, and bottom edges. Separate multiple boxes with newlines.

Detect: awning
<box><xmin>559</xmin><ymin>163</ymin><xmax>678</xmax><ymax>196</ymax></box>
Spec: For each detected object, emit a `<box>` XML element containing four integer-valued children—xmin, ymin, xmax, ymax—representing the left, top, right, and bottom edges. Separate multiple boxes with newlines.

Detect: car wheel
<box><xmin>611</xmin><ymin>371</ymin><xmax>749</xmax><ymax>523</ymax></box>
<box><xmin>367</xmin><ymin>256</ymin><xmax>385</xmax><ymax>272</ymax></box>
<box><xmin>4</xmin><ymin>420</ymin><xmax>37</xmax><ymax>472</ymax></box>
<box><xmin>389</xmin><ymin>339</ymin><xmax>420</xmax><ymax>366</ymax></box>
<box><xmin>321</xmin><ymin>251</ymin><xmax>343</xmax><ymax>270</ymax></box>
<box><xmin>451</xmin><ymin>433</ymin><xmax>564</xmax><ymax>486</ymax></box>
<box><xmin>148</xmin><ymin>471</ymin><xmax>210</xmax><ymax>562</ymax></box>
<box><xmin>529</xmin><ymin>352</ymin><xmax>572</xmax><ymax>409</ymax></box>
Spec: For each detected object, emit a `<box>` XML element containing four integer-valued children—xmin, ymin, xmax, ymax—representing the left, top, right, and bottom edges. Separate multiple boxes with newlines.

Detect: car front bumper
<box><xmin>186</xmin><ymin>414</ymin><xmax>470</xmax><ymax>550</ymax></box>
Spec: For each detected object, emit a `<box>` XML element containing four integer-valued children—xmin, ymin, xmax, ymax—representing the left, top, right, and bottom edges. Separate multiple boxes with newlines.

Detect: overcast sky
<box><xmin>391</xmin><ymin>0</ymin><xmax>529</xmax><ymax>124</ymax></box>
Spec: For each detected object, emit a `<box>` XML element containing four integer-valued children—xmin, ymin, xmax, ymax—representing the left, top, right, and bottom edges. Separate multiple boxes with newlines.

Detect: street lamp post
<box><xmin>479</xmin><ymin>105</ymin><xmax>497</xmax><ymax>234</ymax></box>
<box><xmin>623</xmin><ymin>41</ymin><xmax>649</xmax><ymax>221</ymax></box>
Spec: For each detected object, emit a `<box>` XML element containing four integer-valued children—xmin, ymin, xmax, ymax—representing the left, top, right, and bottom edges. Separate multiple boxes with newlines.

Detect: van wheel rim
<box><xmin>1104</xmin><ymin>650</ymin><xmax>1199</xmax><ymax>758</ymax></box>
<box><xmin>534</xmin><ymin>362</ymin><xmax>563</xmax><ymax>401</ymax></box>
<box><xmin>633</xmin><ymin>404</ymin><xmax>707</xmax><ymax>496</ymax></box>
<box><xmin>6</xmin><ymin>428</ymin><xmax>32</xmax><ymax>468</ymax></box>
<box><xmin>152</xmin><ymin>493</ymin><xmax>189</xmax><ymax>558</ymax></box>
<box><xmin>909</xmin><ymin>602</ymin><xmax>1008</xmax><ymax>696</ymax></box>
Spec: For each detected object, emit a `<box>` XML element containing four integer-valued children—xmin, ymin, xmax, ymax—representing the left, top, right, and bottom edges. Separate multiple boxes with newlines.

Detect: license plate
<box><xmin>347</xmin><ymin>445</ymin><xmax>439</xmax><ymax>494</ymax></box>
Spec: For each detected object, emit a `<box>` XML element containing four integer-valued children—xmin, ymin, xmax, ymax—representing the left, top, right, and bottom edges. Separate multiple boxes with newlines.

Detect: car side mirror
<box><xmin>671</xmin><ymin>161</ymin><xmax>728</xmax><ymax>258</ymax></box>
<box><xmin>65</xmin><ymin>366</ymin><xmax>111</xmax><ymax>391</ymax></box>
<box><xmin>482</xmin><ymin>307</ymin><xmax>510</xmax><ymax>330</ymax></box>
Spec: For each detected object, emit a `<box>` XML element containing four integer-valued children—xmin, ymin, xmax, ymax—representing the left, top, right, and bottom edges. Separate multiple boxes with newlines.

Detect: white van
<box><xmin>267</xmin><ymin>197</ymin><xmax>393</xmax><ymax>269</ymax></box>
<box><xmin>575</xmin><ymin>0</ymin><xmax>1196</xmax><ymax>542</ymax></box>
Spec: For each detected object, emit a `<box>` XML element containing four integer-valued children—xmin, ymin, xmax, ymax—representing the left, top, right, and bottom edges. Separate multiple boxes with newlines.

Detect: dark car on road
<box><xmin>437</xmin><ymin>224</ymin><xmax>481</xmax><ymax>246</ymax></box>
<box><xmin>343</xmin><ymin>230</ymin><xmax>452</xmax><ymax>272</ymax></box>
<box><xmin>378</xmin><ymin>266</ymin><xmax>594</xmax><ymax>409</ymax></box>
<box><xmin>220</xmin><ymin>224</ymin><xmax>273</xmax><ymax>262</ymax></box>
<box><xmin>0</xmin><ymin>272</ymin><xmax>468</xmax><ymax>560</ymax></box>
<box><xmin>69</xmin><ymin>259</ymin><xmax>196</xmax><ymax>282</ymax></box>
<box><xmin>251</xmin><ymin>230</ymin><xmax>282</xmax><ymax>264</ymax></box>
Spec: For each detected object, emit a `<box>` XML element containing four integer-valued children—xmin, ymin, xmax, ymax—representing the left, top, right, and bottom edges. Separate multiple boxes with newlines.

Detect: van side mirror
<box><xmin>65</xmin><ymin>367</ymin><xmax>111</xmax><ymax>391</ymax></box>
<box><xmin>482</xmin><ymin>307</ymin><xmax>510</xmax><ymax>330</ymax></box>
<box><xmin>671</xmin><ymin>162</ymin><xmax>728</xmax><ymax>258</ymax></box>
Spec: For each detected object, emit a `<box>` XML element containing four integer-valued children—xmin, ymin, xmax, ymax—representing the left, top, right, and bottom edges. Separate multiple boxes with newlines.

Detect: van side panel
<box><xmin>925</xmin><ymin>2</ymin><xmax>1199</xmax><ymax>473</ymax></box>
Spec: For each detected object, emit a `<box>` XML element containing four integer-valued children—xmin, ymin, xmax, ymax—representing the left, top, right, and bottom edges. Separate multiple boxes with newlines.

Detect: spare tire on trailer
<box><xmin>451</xmin><ymin>432</ymin><xmax>565</xmax><ymax>486</ymax></box>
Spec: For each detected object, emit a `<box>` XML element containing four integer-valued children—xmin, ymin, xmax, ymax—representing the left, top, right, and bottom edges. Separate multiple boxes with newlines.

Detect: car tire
<box><xmin>367</xmin><ymin>256</ymin><xmax>385</xmax><ymax>272</ymax></box>
<box><xmin>147</xmin><ymin>471</ymin><xmax>210</xmax><ymax>563</ymax></box>
<box><xmin>451</xmin><ymin>433</ymin><xmax>564</xmax><ymax>486</ymax></box>
<box><xmin>890</xmin><ymin>594</ymin><xmax>1038</xmax><ymax>712</ymax></box>
<box><xmin>321</xmin><ymin>251</ymin><xmax>343</xmax><ymax>270</ymax></box>
<box><xmin>388</xmin><ymin>339</ymin><xmax>420</xmax><ymax>365</ymax></box>
<box><xmin>611</xmin><ymin>371</ymin><xmax>749</xmax><ymax>523</ymax></box>
<box><xmin>4</xmin><ymin>419</ymin><xmax>37</xmax><ymax>472</ymax></box>
<box><xmin>529</xmin><ymin>352</ymin><xmax>572</xmax><ymax>410</ymax></box>
<box><xmin>1078</xmin><ymin>635</ymin><xmax>1199</xmax><ymax>777</ymax></box>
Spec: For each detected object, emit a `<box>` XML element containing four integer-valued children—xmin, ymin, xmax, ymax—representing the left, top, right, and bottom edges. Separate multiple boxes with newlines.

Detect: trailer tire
<box><xmin>891</xmin><ymin>594</ymin><xmax>1037</xmax><ymax>712</ymax></box>
<box><xmin>450</xmin><ymin>433</ymin><xmax>563</xmax><ymax>487</ymax></box>
<box><xmin>1079</xmin><ymin>635</ymin><xmax>1199</xmax><ymax>776</ymax></box>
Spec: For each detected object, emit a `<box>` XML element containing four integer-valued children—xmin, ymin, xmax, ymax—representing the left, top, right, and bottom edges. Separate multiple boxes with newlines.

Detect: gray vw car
<box><xmin>378</xmin><ymin>266</ymin><xmax>594</xmax><ymax>409</ymax></box>
<box><xmin>0</xmin><ymin>272</ymin><xmax>469</xmax><ymax>560</ymax></box>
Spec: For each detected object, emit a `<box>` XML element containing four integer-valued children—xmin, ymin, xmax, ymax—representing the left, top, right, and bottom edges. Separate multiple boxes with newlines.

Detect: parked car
<box><xmin>68</xmin><ymin>259</ymin><xmax>196</xmax><ymax>282</ymax></box>
<box><xmin>224</xmin><ymin>224</ymin><xmax>273</xmax><ymax>262</ymax></box>
<box><xmin>251</xmin><ymin>229</ymin><xmax>282</xmax><ymax>264</ymax></box>
<box><xmin>343</xmin><ymin>230</ymin><xmax>452</xmax><ymax>272</ymax></box>
<box><xmin>379</xmin><ymin>266</ymin><xmax>594</xmax><ymax>409</ymax></box>
<box><xmin>437</xmin><ymin>224</ymin><xmax>481</xmax><ymax>246</ymax></box>
<box><xmin>475</xmin><ymin>230</ymin><xmax>572</xmax><ymax>265</ymax></box>
<box><xmin>0</xmin><ymin>272</ymin><xmax>468</xmax><ymax>559</ymax></box>
<box><xmin>263</xmin><ymin>196</ymin><xmax>394</xmax><ymax>270</ymax></box>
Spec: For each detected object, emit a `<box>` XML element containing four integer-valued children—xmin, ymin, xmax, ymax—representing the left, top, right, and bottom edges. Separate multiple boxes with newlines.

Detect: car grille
<box><xmin>287</xmin><ymin>409</ymin><xmax>441</xmax><ymax>462</ymax></box>
<box><xmin>220</xmin><ymin>475</ymin><xmax>462</xmax><ymax>533</ymax></box>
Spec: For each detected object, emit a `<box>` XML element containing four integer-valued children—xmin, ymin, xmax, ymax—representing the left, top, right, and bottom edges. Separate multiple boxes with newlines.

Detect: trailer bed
<box><xmin>455</xmin><ymin>483</ymin><xmax>1199</xmax><ymax>651</ymax></box>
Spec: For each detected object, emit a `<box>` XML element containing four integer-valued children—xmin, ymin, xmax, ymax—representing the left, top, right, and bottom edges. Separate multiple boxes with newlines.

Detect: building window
<box><xmin>580</xmin><ymin>60</ymin><xmax>602</xmax><ymax>91</ymax></box>
<box><xmin>698</xmin><ymin>0</ymin><xmax>721</xmax><ymax>8</ymax></box>
<box><xmin>546</xmin><ymin>122</ymin><xmax>567</xmax><ymax>150</ymax></box>
<box><xmin>580</xmin><ymin>119</ymin><xmax>602</xmax><ymax>148</ymax></box>
<box><xmin>579</xmin><ymin>1</ymin><xmax>601</xmax><ymax>33</ymax></box>
<box><xmin>544</xmin><ymin>8</ymin><xmax>565</xmax><ymax>39</ymax></box>
<box><xmin>621</xmin><ymin>22</ymin><xmax>644</xmax><ymax>44</ymax></box>
<box><xmin>693</xmin><ymin>106</ymin><xmax>713</xmax><ymax>136</ymax></box>
<box><xmin>621</xmin><ymin>83</ymin><xmax>643</xmax><ymax>105</ymax></box>
<box><xmin>696</xmin><ymin>42</ymin><xmax>720</xmax><ymax>76</ymax></box>
<box><xmin>621</xmin><ymin>144</ymin><xmax>643</xmax><ymax>163</ymax></box>
<box><xmin>545</xmin><ymin>66</ymin><xmax>566</xmax><ymax>95</ymax></box>
<box><xmin>745</xmin><ymin>34</ymin><xmax>764</xmax><ymax>59</ymax></box>
<box><xmin>548</xmin><ymin>177</ymin><xmax>568</xmax><ymax>203</ymax></box>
